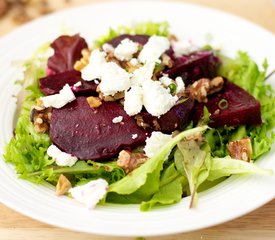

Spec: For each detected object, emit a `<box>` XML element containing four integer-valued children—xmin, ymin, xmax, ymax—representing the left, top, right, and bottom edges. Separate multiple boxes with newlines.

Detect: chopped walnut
<box><xmin>98</xmin><ymin>91</ymin><xmax>124</xmax><ymax>102</ymax></box>
<box><xmin>135</xmin><ymin>114</ymin><xmax>151</xmax><ymax>129</ymax></box>
<box><xmin>227</xmin><ymin>137</ymin><xmax>253</xmax><ymax>162</ymax></box>
<box><xmin>161</xmin><ymin>54</ymin><xmax>173</xmax><ymax>68</ymax></box>
<box><xmin>117</xmin><ymin>150</ymin><xmax>148</xmax><ymax>173</ymax></box>
<box><xmin>105</xmin><ymin>51</ymin><xmax>121</xmax><ymax>66</ymax></box>
<box><xmin>74</xmin><ymin>48</ymin><xmax>91</xmax><ymax>71</ymax></box>
<box><xmin>86</xmin><ymin>96</ymin><xmax>102</xmax><ymax>108</ymax></box>
<box><xmin>187</xmin><ymin>78</ymin><xmax>210</xmax><ymax>103</ymax></box>
<box><xmin>152</xmin><ymin>119</ymin><xmax>161</xmax><ymax>131</ymax></box>
<box><xmin>208</xmin><ymin>76</ymin><xmax>224</xmax><ymax>95</ymax></box>
<box><xmin>56</xmin><ymin>174</ymin><xmax>72</xmax><ymax>196</ymax></box>
<box><xmin>121</xmin><ymin>61</ymin><xmax>142</xmax><ymax>73</ymax></box>
<box><xmin>185</xmin><ymin>132</ymin><xmax>205</xmax><ymax>143</ymax></box>
<box><xmin>31</xmin><ymin>99</ymin><xmax>52</xmax><ymax>133</ymax></box>
<box><xmin>186</xmin><ymin>76</ymin><xmax>224</xmax><ymax>103</ymax></box>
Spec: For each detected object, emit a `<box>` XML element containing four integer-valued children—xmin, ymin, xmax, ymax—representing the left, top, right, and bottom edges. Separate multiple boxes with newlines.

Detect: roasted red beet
<box><xmin>139</xmin><ymin>98</ymin><xmax>194</xmax><ymax>133</ymax></box>
<box><xmin>107</xmin><ymin>34</ymin><xmax>150</xmax><ymax>47</ymax></box>
<box><xmin>193</xmin><ymin>81</ymin><xmax>262</xmax><ymax>127</ymax></box>
<box><xmin>48</xmin><ymin>34</ymin><xmax>88</xmax><ymax>74</ymax></box>
<box><xmin>165</xmin><ymin>51</ymin><xmax>220</xmax><ymax>86</ymax></box>
<box><xmin>39</xmin><ymin>70</ymin><xmax>98</xmax><ymax>96</ymax></box>
<box><xmin>50</xmin><ymin>97</ymin><xmax>148</xmax><ymax>160</ymax></box>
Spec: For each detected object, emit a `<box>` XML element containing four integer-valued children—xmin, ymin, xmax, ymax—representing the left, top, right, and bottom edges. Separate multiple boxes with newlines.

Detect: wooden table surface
<box><xmin>1</xmin><ymin>0</ymin><xmax>275</xmax><ymax>239</ymax></box>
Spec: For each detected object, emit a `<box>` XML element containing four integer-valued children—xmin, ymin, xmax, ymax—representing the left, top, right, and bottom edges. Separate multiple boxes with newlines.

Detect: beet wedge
<box><xmin>39</xmin><ymin>70</ymin><xmax>98</xmax><ymax>96</ymax></box>
<box><xmin>50</xmin><ymin>96</ymin><xmax>148</xmax><ymax>160</ymax></box>
<box><xmin>165</xmin><ymin>51</ymin><xmax>220</xmax><ymax>86</ymax></box>
<box><xmin>139</xmin><ymin>98</ymin><xmax>194</xmax><ymax>133</ymax></box>
<box><xmin>193</xmin><ymin>80</ymin><xmax>262</xmax><ymax>128</ymax></box>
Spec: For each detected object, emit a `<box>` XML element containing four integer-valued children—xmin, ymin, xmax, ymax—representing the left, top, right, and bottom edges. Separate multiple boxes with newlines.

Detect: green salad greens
<box><xmin>4</xmin><ymin>22</ymin><xmax>275</xmax><ymax>211</ymax></box>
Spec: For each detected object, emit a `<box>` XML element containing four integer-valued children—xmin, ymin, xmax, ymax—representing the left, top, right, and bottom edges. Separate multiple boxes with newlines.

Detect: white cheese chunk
<box><xmin>47</xmin><ymin>144</ymin><xmax>78</xmax><ymax>167</ymax></box>
<box><xmin>171</xmin><ymin>40</ymin><xmax>197</xmax><ymax>57</ymax></box>
<box><xmin>40</xmin><ymin>84</ymin><xmax>76</xmax><ymax>109</ymax></box>
<box><xmin>130</xmin><ymin>58</ymin><xmax>139</xmax><ymax>66</ymax></box>
<box><xmin>81</xmin><ymin>49</ymin><xmax>106</xmax><ymax>81</ymax></box>
<box><xmin>102</xmin><ymin>43</ymin><xmax>114</xmax><ymax>53</ymax></box>
<box><xmin>142</xmin><ymin>80</ymin><xmax>178</xmax><ymax>117</ymax></box>
<box><xmin>159</xmin><ymin>75</ymin><xmax>173</xmax><ymax>86</ymax></box>
<box><xmin>144</xmin><ymin>132</ymin><xmax>172</xmax><ymax>158</ymax></box>
<box><xmin>73</xmin><ymin>81</ymin><xmax>82</xmax><ymax>87</ymax></box>
<box><xmin>69</xmin><ymin>179</ymin><xmax>108</xmax><ymax>209</ymax></box>
<box><xmin>112</xmin><ymin>116</ymin><xmax>123</xmax><ymax>123</ymax></box>
<box><xmin>175</xmin><ymin>76</ymin><xmax>185</xmax><ymax>93</ymax></box>
<box><xmin>99</xmin><ymin>62</ymin><xmax>131</xmax><ymax>96</ymax></box>
<box><xmin>131</xmin><ymin>62</ymin><xmax>155</xmax><ymax>87</ymax></box>
<box><xmin>138</xmin><ymin>36</ymin><xmax>170</xmax><ymax>64</ymax></box>
<box><xmin>132</xmin><ymin>134</ymin><xmax>138</xmax><ymax>139</ymax></box>
<box><xmin>114</xmin><ymin>38</ymin><xmax>139</xmax><ymax>61</ymax></box>
<box><xmin>124</xmin><ymin>86</ymin><xmax>143</xmax><ymax>116</ymax></box>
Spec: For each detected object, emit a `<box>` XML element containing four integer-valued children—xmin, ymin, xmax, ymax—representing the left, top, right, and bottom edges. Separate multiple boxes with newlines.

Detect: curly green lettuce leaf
<box><xmin>140</xmin><ymin>163</ymin><xmax>185</xmax><ymax>211</ymax></box>
<box><xmin>208</xmin><ymin>157</ymin><xmax>273</xmax><ymax>181</ymax></box>
<box><xmin>94</xmin><ymin>21</ymin><xmax>169</xmax><ymax>47</ymax></box>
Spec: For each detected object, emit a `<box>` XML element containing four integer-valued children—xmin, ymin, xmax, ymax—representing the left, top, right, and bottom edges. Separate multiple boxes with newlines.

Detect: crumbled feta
<box><xmin>132</xmin><ymin>134</ymin><xmax>138</xmax><ymax>139</ymax></box>
<box><xmin>131</xmin><ymin>61</ymin><xmax>155</xmax><ymax>86</ymax></box>
<box><xmin>114</xmin><ymin>38</ymin><xmax>139</xmax><ymax>61</ymax></box>
<box><xmin>81</xmin><ymin>49</ymin><xmax>106</xmax><ymax>81</ymax></box>
<box><xmin>138</xmin><ymin>36</ymin><xmax>170</xmax><ymax>63</ymax></box>
<box><xmin>73</xmin><ymin>81</ymin><xmax>82</xmax><ymax>87</ymax></box>
<box><xmin>142</xmin><ymin>80</ymin><xmax>178</xmax><ymax>117</ymax></box>
<box><xmin>124</xmin><ymin>86</ymin><xmax>143</xmax><ymax>116</ymax></box>
<box><xmin>100</xmin><ymin>62</ymin><xmax>131</xmax><ymax>96</ymax></box>
<box><xmin>102</xmin><ymin>43</ymin><xmax>114</xmax><ymax>53</ymax></box>
<box><xmin>69</xmin><ymin>179</ymin><xmax>108</xmax><ymax>209</ymax></box>
<box><xmin>41</xmin><ymin>84</ymin><xmax>76</xmax><ymax>109</ymax></box>
<box><xmin>175</xmin><ymin>76</ymin><xmax>185</xmax><ymax>93</ymax></box>
<box><xmin>144</xmin><ymin>132</ymin><xmax>172</xmax><ymax>158</ymax></box>
<box><xmin>159</xmin><ymin>75</ymin><xmax>173</xmax><ymax>86</ymax></box>
<box><xmin>112</xmin><ymin>116</ymin><xmax>123</xmax><ymax>123</ymax></box>
<box><xmin>130</xmin><ymin>58</ymin><xmax>139</xmax><ymax>66</ymax></box>
<box><xmin>171</xmin><ymin>40</ymin><xmax>197</xmax><ymax>57</ymax></box>
<box><xmin>47</xmin><ymin>144</ymin><xmax>78</xmax><ymax>167</ymax></box>
<box><xmin>94</xmin><ymin>79</ymin><xmax>100</xmax><ymax>84</ymax></box>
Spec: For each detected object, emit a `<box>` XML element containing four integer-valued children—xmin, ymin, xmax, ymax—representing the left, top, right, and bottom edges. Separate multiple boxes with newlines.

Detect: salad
<box><xmin>4</xmin><ymin>22</ymin><xmax>275</xmax><ymax>211</ymax></box>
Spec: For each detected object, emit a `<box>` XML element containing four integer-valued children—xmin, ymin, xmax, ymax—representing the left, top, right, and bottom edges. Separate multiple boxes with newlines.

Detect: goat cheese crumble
<box><xmin>124</xmin><ymin>86</ymin><xmax>143</xmax><ymax>116</ymax></box>
<box><xmin>40</xmin><ymin>84</ymin><xmax>76</xmax><ymax>109</ymax></box>
<box><xmin>114</xmin><ymin>38</ymin><xmax>139</xmax><ymax>61</ymax></box>
<box><xmin>47</xmin><ymin>144</ymin><xmax>78</xmax><ymax>167</ymax></box>
<box><xmin>171</xmin><ymin>40</ymin><xmax>197</xmax><ymax>57</ymax></box>
<box><xmin>144</xmin><ymin>132</ymin><xmax>172</xmax><ymax>158</ymax></box>
<box><xmin>138</xmin><ymin>36</ymin><xmax>170</xmax><ymax>63</ymax></box>
<box><xmin>131</xmin><ymin>61</ymin><xmax>155</xmax><ymax>87</ymax></box>
<box><xmin>112</xmin><ymin>116</ymin><xmax>123</xmax><ymax>123</ymax></box>
<box><xmin>69</xmin><ymin>179</ymin><xmax>108</xmax><ymax>209</ymax></box>
<box><xmin>142</xmin><ymin>80</ymin><xmax>178</xmax><ymax>117</ymax></box>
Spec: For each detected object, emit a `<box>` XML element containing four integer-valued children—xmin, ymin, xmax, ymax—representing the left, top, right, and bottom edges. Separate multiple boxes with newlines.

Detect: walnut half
<box><xmin>227</xmin><ymin>137</ymin><xmax>253</xmax><ymax>162</ymax></box>
<box><xmin>56</xmin><ymin>174</ymin><xmax>72</xmax><ymax>196</ymax></box>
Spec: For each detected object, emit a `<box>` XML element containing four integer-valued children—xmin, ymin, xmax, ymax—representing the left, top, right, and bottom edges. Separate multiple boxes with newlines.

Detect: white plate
<box><xmin>0</xmin><ymin>1</ymin><xmax>275</xmax><ymax>237</ymax></box>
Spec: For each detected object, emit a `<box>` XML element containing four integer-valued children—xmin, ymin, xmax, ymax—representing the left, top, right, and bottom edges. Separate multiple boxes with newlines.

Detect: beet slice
<box><xmin>39</xmin><ymin>70</ymin><xmax>97</xmax><ymax>96</ymax></box>
<box><xmin>165</xmin><ymin>51</ymin><xmax>220</xmax><ymax>86</ymax></box>
<box><xmin>193</xmin><ymin>81</ymin><xmax>262</xmax><ymax>128</ymax></box>
<box><xmin>107</xmin><ymin>34</ymin><xmax>150</xmax><ymax>47</ymax></box>
<box><xmin>139</xmin><ymin>98</ymin><xmax>194</xmax><ymax>133</ymax></box>
<box><xmin>48</xmin><ymin>34</ymin><xmax>88</xmax><ymax>74</ymax></box>
<box><xmin>50</xmin><ymin>97</ymin><xmax>148</xmax><ymax>160</ymax></box>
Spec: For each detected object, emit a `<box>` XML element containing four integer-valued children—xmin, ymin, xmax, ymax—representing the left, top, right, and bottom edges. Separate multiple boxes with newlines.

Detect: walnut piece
<box><xmin>117</xmin><ymin>150</ymin><xmax>148</xmax><ymax>174</ymax></box>
<box><xmin>227</xmin><ymin>137</ymin><xmax>253</xmax><ymax>162</ymax></box>
<box><xmin>135</xmin><ymin>114</ymin><xmax>151</xmax><ymax>129</ymax></box>
<box><xmin>186</xmin><ymin>76</ymin><xmax>224</xmax><ymax>103</ymax></box>
<box><xmin>86</xmin><ymin>96</ymin><xmax>102</xmax><ymax>108</ymax></box>
<box><xmin>74</xmin><ymin>48</ymin><xmax>91</xmax><ymax>71</ymax></box>
<box><xmin>56</xmin><ymin>174</ymin><xmax>72</xmax><ymax>196</ymax></box>
<box><xmin>31</xmin><ymin>99</ymin><xmax>52</xmax><ymax>133</ymax></box>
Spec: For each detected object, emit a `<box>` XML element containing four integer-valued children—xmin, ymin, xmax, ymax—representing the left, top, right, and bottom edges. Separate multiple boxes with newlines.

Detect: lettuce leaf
<box><xmin>140</xmin><ymin>163</ymin><xmax>184</xmax><ymax>211</ymax></box>
<box><xmin>208</xmin><ymin>157</ymin><xmax>273</xmax><ymax>181</ymax></box>
<box><xmin>94</xmin><ymin>21</ymin><xmax>169</xmax><ymax>47</ymax></box>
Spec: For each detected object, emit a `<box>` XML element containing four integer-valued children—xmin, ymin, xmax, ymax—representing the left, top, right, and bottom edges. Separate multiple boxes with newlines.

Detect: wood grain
<box><xmin>1</xmin><ymin>0</ymin><xmax>275</xmax><ymax>239</ymax></box>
